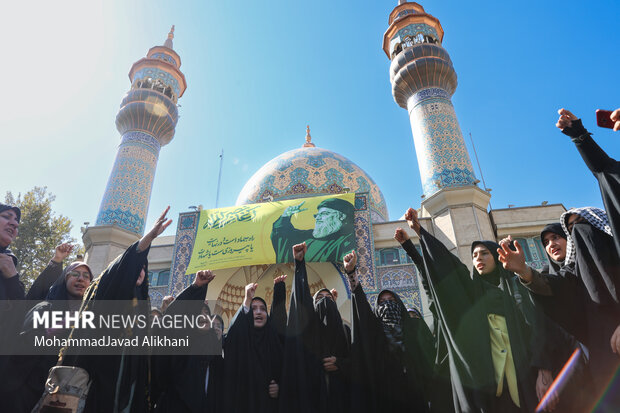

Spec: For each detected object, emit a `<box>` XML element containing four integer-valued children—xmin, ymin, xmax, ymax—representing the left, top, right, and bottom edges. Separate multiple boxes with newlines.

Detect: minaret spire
<box><xmin>84</xmin><ymin>29</ymin><xmax>187</xmax><ymax>275</ymax></box>
<box><xmin>303</xmin><ymin>125</ymin><xmax>315</xmax><ymax>147</ymax></box>
<box><xmin>164</xmin><ymin>25</ymin><xmax>175</xmax><ymax>49</ymax></box>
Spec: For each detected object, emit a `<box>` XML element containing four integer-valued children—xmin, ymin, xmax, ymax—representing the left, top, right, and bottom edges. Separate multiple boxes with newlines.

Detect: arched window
<box><xmin>380</xmin><ymin>248</ymin><xmax>401</xmax><ymax>265</ymax></box>
<box><xmin>157</xmin><ymin>270</ymin><xmax>170</xmax><ymax>286</ymax></box>
<box><xmin>164</xmin><ymin>86</ymin><xmax>172</xmax><ymax>98</ymax></box>
<box><xmin>414</xmin><ymin>33</ymin><xmax>425</xmax><ymax>44</ymax></box>
<box><xmin>403</xmin><ymin>36</ymin><xmax>414</xmax><ymax>48</ymax></box>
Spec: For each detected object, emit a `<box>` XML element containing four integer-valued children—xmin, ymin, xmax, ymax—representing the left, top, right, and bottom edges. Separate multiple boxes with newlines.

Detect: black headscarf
<box><xmin>540</xmin><ymin>223</ymin><xmax>567</xmax><ymax>274</ymax></box>
<box><xmin>0</xmin><ymin>203</ymin><xmax>21</xmax><ymax>223</ymax></box>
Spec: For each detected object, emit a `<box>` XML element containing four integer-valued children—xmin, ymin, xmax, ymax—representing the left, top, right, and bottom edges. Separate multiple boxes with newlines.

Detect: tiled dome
<box><xmin>236</xmin><ymin>138</ymin><xmax>388</xmax><ymax>222</ymax></box>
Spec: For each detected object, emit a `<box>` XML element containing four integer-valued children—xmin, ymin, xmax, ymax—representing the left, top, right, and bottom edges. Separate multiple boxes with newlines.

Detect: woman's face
<box><xmin>251</xmin><ymin>299</ymin><xmax>267</xmax><ymax>328</ymax></box>
<box><xmin>378</xmin><ymin>291</ymin><xmax>396</xmax><ymax>305</ymax></box>
<box><xmin>0</xmin><ymin>209</ymin><xmax>19</xmax><ymax>248</ymax></box>
<box><xmin>65</xmin><ymin>265</ymin><xmax>92</xmax><ymax>299</ymax></box>
<box><xmin>472</xmin><ymin>244</ymin><xmax>496</xmax><ymax>275</ymax></box>
<box><xmin>543</xmin><ymin>232</ymin><xmax>567</xmax><ymax>262</ymax></box>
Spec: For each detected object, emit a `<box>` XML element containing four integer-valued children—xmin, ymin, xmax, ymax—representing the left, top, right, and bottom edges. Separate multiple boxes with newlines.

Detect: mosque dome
<box><xmin>236</xmin><ymin>127</ymin><xmax>389</xmax><ymax>223</ymax></box>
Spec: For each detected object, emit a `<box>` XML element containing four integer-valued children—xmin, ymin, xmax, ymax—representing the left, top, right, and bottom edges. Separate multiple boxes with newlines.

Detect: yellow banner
<box><xmin>185</xmin><ymin>193</ymin><xmax>355</xmax><ymax>273</ymax></box>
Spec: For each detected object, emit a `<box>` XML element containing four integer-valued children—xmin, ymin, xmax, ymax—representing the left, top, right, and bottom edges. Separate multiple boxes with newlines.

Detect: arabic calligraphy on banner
<box><xmin>185</xmin><ymin>193</ymin><xmax>355</xmax><ymax>273</ymax></box>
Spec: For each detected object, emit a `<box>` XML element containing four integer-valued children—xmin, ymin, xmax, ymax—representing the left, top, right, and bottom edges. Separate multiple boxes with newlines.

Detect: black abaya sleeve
<box><xmin>270</xmin><ymin>280</ymin><xmax>287</xmax><ymax>341</ymax></box>
<box><xmin>0</xmin><ymin>274</ymin><xmax>25</xmax><ymax>300</ymax></box>
<box><xmin>401</xmin><ymin>238</ymin><xmax>439</xmax><ymax>330</ymax></box>
<box><xmin>26</xmin><ymin>260</ymin><xmax>62</xmax><ymax>300</ymax></box>
<box><xmin>349</xmin><ymin>282</ymin><xmax>384</xmax><ymax>413</ymax></box>
<box><xmin>279</xmin><ymin>257</ymin><xmax>325</xmax><ymax>413</ymax></box>
<box><xmin>573</xmin><ymin>134</ymin><xmax>620</xmax><ymax>259</ymax></box>
<box><xmin>94</xmin><ymin>241</ymin><xmax>150</xmax><ymax>300</ymax></box>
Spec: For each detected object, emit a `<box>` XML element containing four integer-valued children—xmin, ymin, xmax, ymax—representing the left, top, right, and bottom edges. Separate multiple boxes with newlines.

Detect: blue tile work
<box><xmin>377</xmin><ymin>265</ymin><xmax>422</xmax><ymax>312</ymax></box>
<box><xmin>389</xmin><ymin>23</ymin><xmax>440</xmax><ymax>53</ymax></box>
<box><xmin>151</xmin><ymin>52</ymin><xmax>177</xmax><ymax>67</ymax></box>
<box><xmin>166</xmin><ymin>212</ymin><xmax>200</xmax><ymax>299</ymax></box>
<box><xmin>237</xmin><ymin>146</ymin><xmax>388</xmax><ymax>222</ymax></box>
<box><xmin>132</xmin><ymin>67</ymin><xmax>180</xmax><ymax>97</ymax></box>
<box><xmin>95</xmin><ymin>131</ymin><xmax>161</xmax><ymax>234</ymax></box>
<box><xmin>408</xmin><ymin>88</ymin><xmax>477</xmax><ymax>196</ymax></box>
<box><xmin>354</xmin><ymin>193</ymin><xmax>377</xmax><ymax>291</ymax></box>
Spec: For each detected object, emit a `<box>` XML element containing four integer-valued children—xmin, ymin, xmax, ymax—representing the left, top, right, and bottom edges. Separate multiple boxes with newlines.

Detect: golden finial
<box><xmin>303</xmin><ymin>125</ymin><xmax>315</xmax><ymax>147</ymax></box>
<box><xmin>164</xmin><ymin>25</ymin><xmax>175</xmax><ymax>49</ymax></box>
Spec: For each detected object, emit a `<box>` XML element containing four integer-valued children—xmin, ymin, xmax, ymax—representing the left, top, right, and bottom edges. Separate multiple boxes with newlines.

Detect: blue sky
<box><xmin>3</xmin><ymin>0</ymin><xmax>619</xmax><ymax>241</ymax></box>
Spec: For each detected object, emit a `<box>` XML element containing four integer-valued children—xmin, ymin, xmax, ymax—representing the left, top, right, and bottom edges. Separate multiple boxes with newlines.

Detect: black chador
<box><xmin>222</xmin><ymin>287</ymin><xmax>284</xmax><ymax>413</ymax></box>
<box><xmin>417</xmin><ymin>229</ymin><xmax>541</xmax><ymax>413</ymax></box>
<box><xmin>531</xmin><ymin>207</ymin><xmax>620</xmax><ymax>409</ymax></box>
<box><xmin>313</xmin><ymin>288</ymin><xmax>351</xmax><ymax>413</ymax></box>
<box><xmin>278</xmin><ymin>257</ymin><xmax>327</xmax><ymax>413</ymax></box>
<box><xmin>349</xmin><ymin>280</ymin><xmax>429</xmax><ymax>412</ymax></box>
<box><xmin>65</xmin><ymin>241</ymin><xmax>152</xmax><ymax>413</ymax></box>
<box><xmin>152</xmin><ymin>283</ymin><xmax>223</xmax><ymax>413</ymax></box>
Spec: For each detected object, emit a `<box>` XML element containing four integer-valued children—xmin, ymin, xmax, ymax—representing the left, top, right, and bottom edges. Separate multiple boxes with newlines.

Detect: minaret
<box><xmin>83</xmin><ymin>26</ymin><xmax>187</xmax><ymax>274</ymax></box>
<box><xmin>384</xmin><ymin>2</ymin><xmax>494</xmax><ymax>260</ymax></box>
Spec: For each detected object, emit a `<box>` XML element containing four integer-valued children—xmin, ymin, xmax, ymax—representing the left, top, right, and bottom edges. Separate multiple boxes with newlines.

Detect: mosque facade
<box><xmin>83</xmin><ymin>2</ymin><xmax>565</xmax><ymax>327</ymax></box>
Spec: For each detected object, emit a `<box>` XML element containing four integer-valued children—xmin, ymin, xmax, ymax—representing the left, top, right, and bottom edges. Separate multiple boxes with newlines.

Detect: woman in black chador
<box><xmin>64</xmin><ymin>206</ymin><xmax>172</xmax><ymax>413</ymax></box>
<box><xmin>222</xmin><ymin>274</ymin><xmax>285</xmax><ymax>413</ymax></box>
<box><xmin>312</xmin><ymin>287</ymin><xmax>351</xmax><ymax>413</ymax></box>
<box><xmin>402</xmin><ymin>207</ymin><xmax>547</xmax><ymax>413</ymax></box>
<box><xmin>346</xmin><ymin>249</ymin><xmax>429</xmax><ymax>413</ymax></box>
<box><xmin>152</xmin><ymin>269</ymin><xmax>223</xmax><ymax>413</ymax></box>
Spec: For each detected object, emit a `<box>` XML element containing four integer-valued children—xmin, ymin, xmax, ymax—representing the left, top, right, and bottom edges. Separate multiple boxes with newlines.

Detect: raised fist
<box><xmin>292</xmin><ymin>242</ymin><xmax>307</xmax><ymax>261</ymax></box>
<box><xmin>404</xmin><ymin>207</ymin><xmax>421</xmax><ymax>235</ymax></box>
<box><xmin>53</xmin><ymin>243</ymin><xmax>74</xmax><ymax>263</ymax></box>
<box><xmin>343</xmin><ymin>250</ymin><xmax>357</xmax><ymax>273</ymax></box>
<box><xmin>394</xmin><ymin>228</ymin><xmax>410</xmax><ymax>244</ymax></box>
<box><xmin>194</xmin><ymin>269</ymin><xmax>215</xmax><ymax>287</ymax></box>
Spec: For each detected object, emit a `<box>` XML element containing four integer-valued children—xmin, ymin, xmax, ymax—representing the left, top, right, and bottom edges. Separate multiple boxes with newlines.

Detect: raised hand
<box><xmin>292</xmin><ymin>242</ymin><xmax>307</xmax><ymax>261</ymax></box>
<box><xmin>556</xmin><ymin>108</ymin><xmax>578</xmax><ymax>130</ymax></box>
<box><xmin>282</xmin><ymin>201</ymin><xmax>308</xmax><ymax>217</ymax></box>
<box><xmin>244</xmin><ymin>282</ymin><xmax>258</xmax><ymax>308</ymax></box>
<box><xmin>394</xmin><ymin>228</ymin><xmax>410</xmax><ymax>244</ymax></box>
<box><xmin>612</xmin><ymin>109</ymin><xmax>620</xmax><ymax>132</ymax></box>
<box><xmin>53</xmin><ymin>243</ymin><xmax>74</xmax><ymax>263</ymax></box>
<box><xmin>343</xmin><ymin>251</ymin><xmax>358</xmax><ymax>289</ymax></box>
<box><xmin>139</xmin><ymin>206</ymin><xmax>173</xmax><ymax>252</ymax></box>
<box><xmin>343</xmin><ymin>250</ymin><xmax>357</xmax><ymax>273</ymax></box>
<box><xmin>330</xmin><ymin>288</ymin><xmax>338</xmax><ymax>301</ymax></box>
<box><xmin>404</xmin><ymin>207</ymin><xmax>421</xmax><ymax>235</ymax></box>
<box><xmin>273</xmin><ymin>274</ymin><xmax>287</xmax><ymax>285</ymax></box>
<box><xmin>497</xmin><ymin>237</ymin><xmax>531</xmax><ymax>280</ymax></box>
<box><xmin>194</xmin><ymin>269</ymin><xmax>215</xmax><ymax>287</ymax></box>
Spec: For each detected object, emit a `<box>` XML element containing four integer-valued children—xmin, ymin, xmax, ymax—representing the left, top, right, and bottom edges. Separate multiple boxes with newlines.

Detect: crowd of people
<box><xmin>0</xmin><ymin>108</ymin><xmax>618</xmax><ymax>412</ymax></box>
